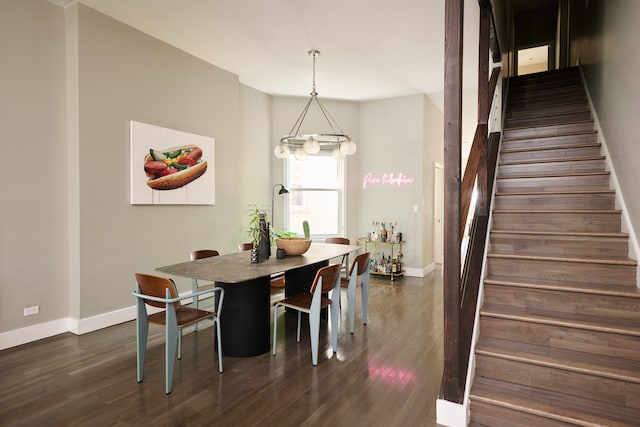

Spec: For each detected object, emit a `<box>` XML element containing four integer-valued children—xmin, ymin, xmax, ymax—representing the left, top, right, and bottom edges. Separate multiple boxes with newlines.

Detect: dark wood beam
<box><xmin>442</xmin><ymin>0</ymin><xmax>464</xmax><ymax>403</ymax></box>
<box><xmin>477</xmin><ymin>4</ymin><xmax>491</xmax><ymax>214</ymax></box>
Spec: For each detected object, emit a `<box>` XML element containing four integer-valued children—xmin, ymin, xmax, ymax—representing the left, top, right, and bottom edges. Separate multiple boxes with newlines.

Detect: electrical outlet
<box><xmin>23</xmin><ymin>306</ymin><xmax>39</xmax><ymax>316</ymax></box>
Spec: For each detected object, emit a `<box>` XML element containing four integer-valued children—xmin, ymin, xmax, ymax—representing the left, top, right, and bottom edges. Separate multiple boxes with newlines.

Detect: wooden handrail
<box><xmin>459</xmin><ymin>66</ymin><xmax>501</xmax><ymax>238</ymax></box>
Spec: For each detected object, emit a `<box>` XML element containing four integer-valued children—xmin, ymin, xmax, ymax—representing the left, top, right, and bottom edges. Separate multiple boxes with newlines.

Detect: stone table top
<box><xmin>156</xmin><ymin>242</ymin><xmax>361</xmax><ymax>283</ymax></box>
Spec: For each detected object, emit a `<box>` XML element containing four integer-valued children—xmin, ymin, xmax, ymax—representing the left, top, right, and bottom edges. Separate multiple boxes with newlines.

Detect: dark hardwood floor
<box><xmin>0</xmin><ymin>271</ymin><xmax>443</xmax><ymax>426</ymax></box>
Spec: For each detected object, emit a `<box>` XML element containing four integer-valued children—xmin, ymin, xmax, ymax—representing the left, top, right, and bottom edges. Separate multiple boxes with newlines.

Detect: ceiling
<box><xmin>66</xmin><ymin>0</ymin><xmax>481</xmax><ymax>109</ymax></box>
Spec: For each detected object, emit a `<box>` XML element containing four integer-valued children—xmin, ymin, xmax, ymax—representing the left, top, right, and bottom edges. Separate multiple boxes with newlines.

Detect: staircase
<box><xmin>469</xmin><ymin>68</ymin><xmax>640</xmax><ymax>426</ymax></box>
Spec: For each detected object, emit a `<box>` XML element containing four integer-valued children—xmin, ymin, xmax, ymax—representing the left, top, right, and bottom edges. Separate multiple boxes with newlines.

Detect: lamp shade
<box><xmin>340</xmin><ymin>140</ymin><xmax>357</xmax><ymax>156</ymax></box>
<box><xmin>294</xmin><ymin>147</ymin><xmax>309</xmax><ymax>161</ymax></box>
<box><xmin>274</xmin><ymin>143</ymin><xmax>290</xmax><ymax>159</ymax></box>
<box><xmin>303</xmin><ymin>136</ymin><xmax>320</xmax><ymax>154</ymax></box>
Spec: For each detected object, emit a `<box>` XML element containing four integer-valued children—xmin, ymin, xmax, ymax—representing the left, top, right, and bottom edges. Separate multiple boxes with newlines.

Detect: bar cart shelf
<box><xmin>357</xmin><ymin>238</ymin><xmax>405</xmax><ymax>283</ymax></box>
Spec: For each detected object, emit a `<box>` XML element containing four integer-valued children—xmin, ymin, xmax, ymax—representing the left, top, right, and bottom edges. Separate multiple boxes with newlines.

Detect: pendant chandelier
<box><xmin>273</xmin><ymin>50</ymin><xmax>357</xmax><ymax>161</ymax></box>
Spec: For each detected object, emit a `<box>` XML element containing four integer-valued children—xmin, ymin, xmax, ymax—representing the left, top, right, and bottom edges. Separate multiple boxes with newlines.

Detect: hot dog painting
<box><xmin>130</xmin><ymin>121</ymin><xmax>215</xmax><ymax>205</ymax></box>
<box><xmin>143</xmin><ymin>145</ymin><xmax>208</xmax><ymax>190</ymax></box>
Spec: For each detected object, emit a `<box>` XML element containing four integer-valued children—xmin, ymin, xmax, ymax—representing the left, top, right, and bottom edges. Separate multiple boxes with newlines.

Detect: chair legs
<box><xmin>165</xmin><ymin>301</ymin><xmax>179</xmax><ymax>394</ymax></box>
<box><xmin>272</xmin><ymin>303</ymin><xmax>280</xmax><ymax>356</ymax></box>
<box><xmin>345</xmin><ymin>270</ymin><xmax>370</xmax><ymax>334</ymax></box>
<box><xmin>135</xmin><ymin>298</ymin><xmax>149</xmax><ymax>384</ymax></box>
<box><xmin>347</xmin><ymin>282</ymin><xmax>357</xmax><ymax>334</ymax></box>
<box><xmin>192</xmin><ymin>278</ymin><xmax>200</xmax><ymax>332</ymax></box>
<box><xmin>273</xmin><ymin>280</ymin><xmax>339</xmax><ymax>366</ymax></box>
<box><xmin>215</xmin><ymin>318</ymin><xmax>223</xmax><ymax>373</ymax></box>
<box><xmin>361</xmin><ymin>276</ymin><xmax>369</xmax><ymax>325</ymax></box>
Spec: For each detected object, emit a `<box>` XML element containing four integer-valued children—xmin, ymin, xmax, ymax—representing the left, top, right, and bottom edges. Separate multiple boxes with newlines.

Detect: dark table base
<box><xmin>216</xmin><ymin>276</ymin><xmax>270</xmax><ymax>357</ymax></box>
<box><xmin>215</xmin><ymin>259</ymin><xmax>330</xmax><ymax>358</ymax></box>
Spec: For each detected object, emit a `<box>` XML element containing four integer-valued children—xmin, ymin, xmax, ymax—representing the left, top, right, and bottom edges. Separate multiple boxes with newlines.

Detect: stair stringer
<box><xmin>457</xmin><ymin>131</ymin><xmax>506</xmax><ymax>425</ymax></box>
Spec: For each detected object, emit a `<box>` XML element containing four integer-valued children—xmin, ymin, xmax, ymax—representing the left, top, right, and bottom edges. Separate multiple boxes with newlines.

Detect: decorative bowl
<box><xmin>275</xmin><ymin>237</ymin><xmax>312</xmax><ymax>256</ymax></box>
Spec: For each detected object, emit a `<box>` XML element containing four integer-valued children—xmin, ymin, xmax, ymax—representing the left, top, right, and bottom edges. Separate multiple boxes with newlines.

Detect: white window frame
<box><xmin>283</xmin><ymin>154</ymin><xmax>346</xmax><ymax>240</ymax></box>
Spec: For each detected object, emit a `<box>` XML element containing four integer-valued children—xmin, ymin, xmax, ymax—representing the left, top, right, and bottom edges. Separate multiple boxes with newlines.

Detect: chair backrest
<box><xmin>349</xmin><ymin>252</ymin><xmax>371</xmax><ymax>277</ymax></box>
<box><xmin>237</xmin><ymin>243</ymin><xmax>253</xmax><ymax>252</ymax></box>
<box><xmin>310</xmin><ymin>263</ymin><xmax>342</xmax><ymax>295</ymax></box>
<box><xmin>325</xmin><ymin>237</ymin><xmax>350</xmax><ymax>245</ymax></box>
<box><xmin>190</xmin><ymin>249</ymin><xmax>220</xmax><ymax>261</ymax></box>
<box><xmin>135</xmin><ymin>273</ymin><xmax>181</xmax><ymax>309</ymax></box>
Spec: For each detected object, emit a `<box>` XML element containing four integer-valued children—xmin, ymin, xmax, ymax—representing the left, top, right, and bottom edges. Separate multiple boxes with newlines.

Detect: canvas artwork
<box><xmin>130</xmin><ymin>121</ymin><xmax>215</xmax><ymax>205</ymax></box>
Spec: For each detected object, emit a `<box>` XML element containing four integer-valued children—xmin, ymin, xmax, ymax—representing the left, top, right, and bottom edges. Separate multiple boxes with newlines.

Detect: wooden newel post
<box><xmin>442</xmin><ymin>0</ymin><xmax>464</xmax><ymax>402</ymax></box>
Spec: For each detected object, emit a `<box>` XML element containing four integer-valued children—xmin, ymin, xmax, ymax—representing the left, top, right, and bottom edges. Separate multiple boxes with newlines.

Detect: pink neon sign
<box><xmin>363</xmin><ymin>172</ymin><xmax>416</xmax><ymax>189</ymax></box>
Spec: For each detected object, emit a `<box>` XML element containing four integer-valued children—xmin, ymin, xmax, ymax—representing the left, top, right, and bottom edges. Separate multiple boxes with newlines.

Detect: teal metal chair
<box><xmin>272</xmin><ymin>263</ymin><xmax>342</xmax><ymax>365</ymax></box>
<box><xmin>133</xmin><ymin>272</ymin><xmax>224</xmax><ymax>394</ymax></box>
<box><xmin>340</xmin><ymin>252</ymin><xmax>371</xmax><ymax>334</ymax></box>
<box><xmin>324</xmin><ymin>237</ymin><xmax>351</xmax><ymax>275</ymax></box>
<box><xmin>189</xmin><ymin>249</ymin><xmax>219</xmax><ymax>331</ymax></box>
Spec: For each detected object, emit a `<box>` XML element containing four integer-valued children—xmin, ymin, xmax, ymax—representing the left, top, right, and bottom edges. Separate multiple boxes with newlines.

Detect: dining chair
<box><xmin>133</xmin><ymin>272</ymin><xmax>224</xmax><ymax>394</ymax></box>
<box><xmin>272</xmin><ymin>263</ymin><xmax>342</xmax><ymax>365</ymax></box>
<box><xmin>325</xmin><ymin>237</ymin><xmax>350</xmax><ymax>275</ymax></box>
<box><xmin>340</xmin><ymin>252</ymin><xmax>371</xmax><ymax>334</ymax></box>
<box><xmin>237</xmin><ymin>243</ymin><xmax>253</xmax><ymax>252</ymax></box>
<box><xmin>189</xmin><ymin>249</ymin><xmax>219</xmax><ymax>330</ymax></box>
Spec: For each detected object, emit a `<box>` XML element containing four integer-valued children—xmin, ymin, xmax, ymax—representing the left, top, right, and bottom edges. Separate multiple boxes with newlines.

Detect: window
<box><xmin>285</xmin><ymin>154</ymin><xmax>344</xmax><ymax>238</ymax></box>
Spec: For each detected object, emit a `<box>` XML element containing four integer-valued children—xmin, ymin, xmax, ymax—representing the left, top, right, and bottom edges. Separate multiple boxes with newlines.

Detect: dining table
<box><xmin>156</xmin><ymin>242</ymin><xmax>361</xmax><ymax>357</ymax></box>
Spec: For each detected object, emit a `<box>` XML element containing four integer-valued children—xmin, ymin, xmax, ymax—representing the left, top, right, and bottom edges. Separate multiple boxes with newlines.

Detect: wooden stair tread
<box><xmin>491</xmin><ymin>229</ymin><xmax>628</xmax><ymax>238</ymax></box>
<box><xmin>497</xmin><ymin>171</ymin><xmax>610</xmax><ymax>179</ymax></box>
<box><xmin>503</xmin><ymin>129</ymin><xmax>597</xmax><ymax>142</ymax></box>
<box><xmin>499</xmin><ymin>155</ymin><xmax>605</xmax><ymax>166</ymax></box>
<box><xmin>476</xmin><ymin>337</ymin><xmax>640</xmax><ymax>383</ymax></box>
<box><xmin>480</xmin><ymin>303</ymin><xmax>640</xmax><ymax>336</ymax></box>
<box><xmin>471</xmin><ymin>377</ymin><xmax>640</xmax><ymax>427</ymax></box>
<box><xmin>501</xmin><ymin>142</ymin><xmax>600</xmax><ymax>154</ymax></box>
<box><xmin>504</xmin><ymin>119</ymin><xmax>593</xmax><ymax>132</ymax></box>
<box><xmin>507</xmin><ymin>91</ymin><xmax>585</xmax><ymax>105</ymax></box>
<box><xmin>492</xmin><ymin>209</ymin><xmax>621</xmax><ymax>214</ymax></box>
<box><xmin>505</xmin><ymin>109</ymin><xmax>591</xmax><ymax>122</ymax></box>
<box><xmin>484</xmin><ymin>275</ymin><xmax>640</xmax><ymax>298</ymax></box>
<box><xmin>506</xmin><ymin>100</ymin><xmax>589</xmax><ymax>114</ymax></box>
<box><xmin>487</xmin><ymin>251</ymin><xmax>636</xmax><ymax>266</ymax></box>
<box><xmin>495</xmin><ymin>189</ymin><xmax>615</xmax><ymax>196</ymax></box>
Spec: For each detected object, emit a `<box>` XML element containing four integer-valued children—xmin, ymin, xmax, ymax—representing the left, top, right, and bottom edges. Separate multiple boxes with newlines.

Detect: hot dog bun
<box><xmin>144</xmin><ymin>144</ymin><xmax>208</xmax><ymax>190</ymax></box>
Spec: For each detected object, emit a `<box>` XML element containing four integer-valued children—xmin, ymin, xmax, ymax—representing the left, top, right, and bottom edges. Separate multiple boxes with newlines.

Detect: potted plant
<box><xmin>275</xmin><ymin>221</ymin><xmax>312</xmax><ymax>256</ymax></box>
<box><xmin>247</xmin><ymin>205</ymin><xmax>270</xmax><ymax>263</ymax></box>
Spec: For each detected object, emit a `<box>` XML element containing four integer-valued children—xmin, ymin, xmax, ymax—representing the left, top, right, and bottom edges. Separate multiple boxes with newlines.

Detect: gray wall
<box><xmin>570</xmin><ymin>0</ymin><xmax>640</xmax><ymax>251</ymax></box>
<box><xmin>76</xmin><ymin>4</ymin><xmax>242</xmax><ymax>318</ymax></box>
<box><xmin>359</xmin><ymin>94</ymin><xmax>443</xmax><ymax>271</ymax></box>
<box><xmin>0</xmin><ymin>0</ymin><xmax>69</xmax><ymax>331</ymax></box>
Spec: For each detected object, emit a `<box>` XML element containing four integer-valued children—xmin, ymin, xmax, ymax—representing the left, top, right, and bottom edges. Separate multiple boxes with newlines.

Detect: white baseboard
<box><xmin>404</xmin><ymin>263</ymin><xmax>435</xmax><ymax>278</ymax></box>
<box><xmin>0</xmin><ymin>318</ymin><xmax>72</xmax><ymax>350</ymax></box>
<box><xmin>0</xmin><ymin>292</ymin><xmax>200</xmax><ymax>350</ymax></box>
<box><xmin>436</xmin><ymin>398</ymin><xmax>469</xmax><ymax>427</ymax></box>
<box><xmin>70</xmin><ymin>305</ymin><xmax>138</xmax><ymax>335</ymax></box>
